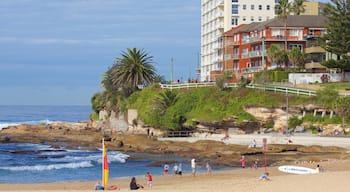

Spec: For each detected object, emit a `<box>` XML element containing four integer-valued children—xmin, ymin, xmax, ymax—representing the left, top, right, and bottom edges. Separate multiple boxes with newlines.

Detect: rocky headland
<box><xmin>1</xmin><ymin>122</ymin><xmax>349</xmax><ymax>168</ymax></box>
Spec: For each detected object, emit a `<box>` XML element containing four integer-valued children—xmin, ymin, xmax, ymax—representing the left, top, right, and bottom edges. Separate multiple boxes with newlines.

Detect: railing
<box><xmin>160</xmin><ymin>83</ymin><xmax>317</xmax><ymax>96</ymax></box>
<box><xmin>166</xmin><ymin>131</ymin><xmax>193</xmax><ymax>137</ymax></box>
<box><xmin>246</xmin><ymin>84</ymin><xmax>316</xmax><ymax>96</ymax></box>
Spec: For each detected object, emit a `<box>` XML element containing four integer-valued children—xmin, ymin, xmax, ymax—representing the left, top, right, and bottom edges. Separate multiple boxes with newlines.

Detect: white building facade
<box><xmin>201</xmin><ymin>0</ymin><xmax>280</xmax><ymax>81</ymax></box>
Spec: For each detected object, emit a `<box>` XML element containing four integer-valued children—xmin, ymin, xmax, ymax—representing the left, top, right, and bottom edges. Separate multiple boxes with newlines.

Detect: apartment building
<box><xmin>222</xmin><ymin>15</ymin><xmax>327</xmax><ymax>82</ymax></box>
<box><xmin>302</xmin><ymin>1</ymin><xmax>326</xmax><ymax>16</ymax></box>
<box><xmin>200</xmin><ymin>0</ymin><xmax>326</xmax><ymax>82</ymax></box>
<box><xmin>201</xmin><ymin>0</ymin><xmax>280</xmax><ymax>81</ymax></box>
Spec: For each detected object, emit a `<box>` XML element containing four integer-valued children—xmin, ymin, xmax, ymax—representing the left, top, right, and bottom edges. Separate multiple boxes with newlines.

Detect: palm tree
<box><xmin>109</xmin><ymin>48</ymin><xmax>157</xmax><ymax>95</ymax></box>
<box><xmin>288</xmin><ymin>47</ymin><xmax>305</xmax><ymax>71</ymax></box>
<box><xmin>275</xmin><ymin>0</ymin><xmax>292</xmax><ymax>51</ymax></box>
<box><xmin>292</xmin><ymin>0</ymin><xmax>306</xmax><ymax>15</ymax></box>
<box><xmin>267</xmin><ymin>44</ymin><xmax>289</xmax><ymax>69</ymax></box>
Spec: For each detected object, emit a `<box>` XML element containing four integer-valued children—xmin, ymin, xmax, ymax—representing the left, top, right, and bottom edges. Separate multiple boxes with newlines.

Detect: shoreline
<box><xmin>1</xmin><ymin>159</ymin><xmax>349</xmax><ymax>191</ymax></box>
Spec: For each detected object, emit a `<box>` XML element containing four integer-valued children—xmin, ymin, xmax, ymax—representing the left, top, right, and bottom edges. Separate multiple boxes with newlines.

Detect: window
<box><xmin>289</xmin><ymin>44</ymin><xmax>303</xmax><ymax>51</ymax></box>
<box><xmin>242</xmin><ymin>16</ymin><xmax>246</xmax><ymax>21</ymax></box>
<box><xmin>259</xmin><ymin>5</ymin><xmax>262</xmax><ymax>10</ymax></box>
<box><xmin>251</xmin><ymin>4</ymin><xmax>254</xmax><ymax>10</ymax></box>
<box><xmin>251</xmin><ymin>16</ymin><xmax>254</xmax><ymax>22</ymax></box>
<box><xmin>266</xmin><ymin>16</ymin><xmax>270</xmax><ymax>20</ymax></box>
<box><xmin>267</xmin><ymin>5</ymin><xmax>270</xmax><ymax>10</ymax></box>
<box><xmin>242</xmin><ymin>4</ymin><xmax>246</xmax><ymax>10</ymax></box>
<box><xmin>232</xmin><ymin>4</ymin><xmax>239</xmax><ymax>14</ymax></box>
<box><xmin>258</xmin><ymin>16</ymin><xmax>262</xmax><ymax>21</ymax></box>
<box><xmin>232</xmin><ymin>0</ymin><xmax>238</xmax><ymax>2</ymax></box>
<box><xmin>232</xmin><ymin>17</ymin><xmax>238</xmax><ymax>25</ymax></box>
<box><xmin>275</xmin><ymin>0</ymin><xmax>279</xmax><ymax>3</ymax></box>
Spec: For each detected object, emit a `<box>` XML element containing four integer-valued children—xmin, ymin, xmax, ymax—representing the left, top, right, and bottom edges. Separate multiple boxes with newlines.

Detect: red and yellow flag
<box><xmin>102</xmin><ymin>139</ymin><xmax>109</xmax><ymax>189</ymax></box>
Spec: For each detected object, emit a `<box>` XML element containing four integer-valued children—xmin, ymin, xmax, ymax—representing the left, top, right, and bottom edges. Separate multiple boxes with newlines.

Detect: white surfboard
<box><xmin>278</xmin><ymin>165</ymin><xmax>318</xmax><ymax>174</ymax></box>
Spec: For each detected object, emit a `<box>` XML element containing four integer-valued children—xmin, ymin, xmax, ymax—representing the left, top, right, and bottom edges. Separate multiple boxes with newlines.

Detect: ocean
<box><xmin>0</xmin><ymin>105</ymin><xmax>205</xmax><ymax>183</ymax></box>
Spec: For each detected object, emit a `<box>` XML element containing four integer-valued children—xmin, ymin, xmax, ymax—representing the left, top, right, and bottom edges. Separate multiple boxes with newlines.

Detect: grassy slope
<box><xmin>127</xmin><ymin>86</ymin><xmax>315</xmax><ymax>130</ymax></box>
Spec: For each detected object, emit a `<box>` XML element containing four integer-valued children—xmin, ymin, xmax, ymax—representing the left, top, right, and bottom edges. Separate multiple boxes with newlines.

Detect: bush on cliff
<box><xmin>127</xmin><ymin>86</ymin><xmax>315</xmax><ymax>130</ymax></box>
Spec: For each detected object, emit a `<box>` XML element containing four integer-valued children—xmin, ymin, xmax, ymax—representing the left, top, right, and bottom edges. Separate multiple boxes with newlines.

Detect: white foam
<box><xmin>0</xmin><ymin>161</ymin><xmax>93</xmax><ymax>171</ymax></box>
<box><xmin>0</xmin><ymin>120</ymin><xmax>55</xmax><ymax>130</ymax></box>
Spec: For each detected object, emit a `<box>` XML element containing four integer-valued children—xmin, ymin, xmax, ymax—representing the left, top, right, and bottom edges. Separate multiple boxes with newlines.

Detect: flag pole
<box><xmin>102</xmin><ymin>138</ymin><xmax>104</xmax><ymax>188</ymax></box>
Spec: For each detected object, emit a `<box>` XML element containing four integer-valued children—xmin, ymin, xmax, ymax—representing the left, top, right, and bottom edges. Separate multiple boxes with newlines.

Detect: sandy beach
<box><xmin>1</xmin><ymin>158</ymin><xmax>349</xmax><ymax>192</ymax></box>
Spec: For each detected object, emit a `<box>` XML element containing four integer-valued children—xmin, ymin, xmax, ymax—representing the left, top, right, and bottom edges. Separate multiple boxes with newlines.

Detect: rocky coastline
<box><xmin>1</xmin><ymin>122</ymin><xmax>349</xmax><ymax>168</ymax></box>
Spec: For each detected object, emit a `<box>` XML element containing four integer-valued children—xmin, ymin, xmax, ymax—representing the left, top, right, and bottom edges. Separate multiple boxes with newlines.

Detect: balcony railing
<box><xmin>224</xmin><ymin>54</ymin><xmax>240</xmax><ymax>60</ymax></box>
<box><xmin>241</xmin><ymin>66</ymin><xmax>264</xmax><ymax>73</ymax></box>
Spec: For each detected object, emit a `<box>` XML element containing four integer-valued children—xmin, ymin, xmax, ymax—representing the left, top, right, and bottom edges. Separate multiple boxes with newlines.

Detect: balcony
<box><xmin>216</xmin><ymin>12</ymin><xmax>224</xmax><ymax>18</ymax></box>
<box><xmin>305</xmin><ymin>62</ymin><xmax>327</xmax><ymax>69</ymax></box>
<box><xmin>216</xmin><ymin>0</ymin><xmax>224</xmax><ymax>7</ymax></box>
<box><xmin>224</xmin><ymin>40</ymin><xmax>239</xmax><ymax>46</ymax></box>
<box><xmin>241</xmin><ymin>66</ymin><xmax>264</xmax><ymax>73</ymax></box>
<box><xmin>213</xmin><ymin>43</ymin><xmax>222</xmax><ymax>50</ymax></box>
<box><xmin>216</xmin><ymin>23</ymin><xmax>224</xmax><ymax>29</ymax></box>
<box><xmin>305</xmin><ymin>46</ymin><xmax>325</xmax><ymax>54</ymax></box>
<box><xmin>265</xmin><ymin>35</ymin><xmax>304</xmax><ymax>41</ymax></box>
<box><xmin>242</xmin><ymin>36</ymin><xmax>262</xmax><ymax>44</ymax></box>
<box><xmin>224</xmin><ymin>54</ymin><xmax>240</xmax><ymax>60</ymax></box>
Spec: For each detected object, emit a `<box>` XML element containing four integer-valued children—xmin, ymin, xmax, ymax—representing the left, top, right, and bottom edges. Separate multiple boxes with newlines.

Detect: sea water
<box><xmin>0</xmin><ymin>105</ymin><xmax>205</xmax><ymax>183</ymax></box>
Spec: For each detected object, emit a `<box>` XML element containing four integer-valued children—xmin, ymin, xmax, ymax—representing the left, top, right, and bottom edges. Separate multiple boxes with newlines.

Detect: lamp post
<box><xmin>170</xmin><ymin>57</ymin><xmax>174</xmax><ymax>91</ymax></box>
<box><xmin>286</xmin><ymin>88</ymin><xmax>289</xmax><ymax>134</ymax></box>
<box><xmin>261</xmin><ymin>36</ymin><xmax>266</xmax><ymax>70</ymax></box>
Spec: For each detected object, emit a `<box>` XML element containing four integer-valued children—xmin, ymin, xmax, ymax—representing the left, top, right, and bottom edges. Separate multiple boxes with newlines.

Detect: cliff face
<box><xmin>97</xmin><ymin>105</ymin><xmax>348</xmax><ymax>136</ymax></box>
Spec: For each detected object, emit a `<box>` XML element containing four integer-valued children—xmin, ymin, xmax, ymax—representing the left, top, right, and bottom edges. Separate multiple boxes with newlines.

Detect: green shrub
<box><xmin>89</xmin><ymin>112</ymin><xmax>99</xmax><ymax>121</ymax></box>
<box><xmin>288</xmin><ymin>115</ymin><xmax>303</xmax><ymax>129</ymax></box>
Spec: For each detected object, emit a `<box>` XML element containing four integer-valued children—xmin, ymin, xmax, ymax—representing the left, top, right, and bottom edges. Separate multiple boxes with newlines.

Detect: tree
<box><xmin>109</xmin><ymin>48</ymin><xmax>157</xmax><ymax>95</ymax></box>
<box><xmin>292</xmin><ymin>0</ymin><xmax>306</xmax><ymax>15</ymax></box>
<box><xmin>334</xmin><ymin>96</ymin><xmax>350</xmax><ymax>127</ymax></box>
<box><xmin>320</xmin><ymin>0</ymin><xmax>350</xmax><ymax>82</ymax></box>
<box><xmin>288</xmin><ymin>47</ymin><xmax>306</xmax><ymax>71</ymax></box>
<box><xmin>275</xmin><ymin>0</ymin><xmax>292</xmax><ymax>51</ymax></box>
<box><xmin>316</xmin><ymin>86</ymin><xmax>339</xmax><ymax>109</ymax></box>
<box><xmin>267</xmin><ymin>44</ymin><xmax>289</xmax><ymax>68</ymax></box>
<box><xmin>157</xmin><ymin>90</ymin><xmax>178</xmax><ymax>111</ymax></box>
<box><xmin>215</xmin><ymin>71</ymin><xmax>232</xmax><ymax>90</ymax></box>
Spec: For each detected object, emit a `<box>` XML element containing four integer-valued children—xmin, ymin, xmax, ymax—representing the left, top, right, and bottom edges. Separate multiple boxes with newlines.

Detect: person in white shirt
<box><xmin>191</xmin><ymin>158</ymin><xmax>196</xmax><ymax>176</ymax></box>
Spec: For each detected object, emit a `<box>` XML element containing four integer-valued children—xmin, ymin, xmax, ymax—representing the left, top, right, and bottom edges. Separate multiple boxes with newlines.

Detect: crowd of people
<box><xmin>94</xmin><ymin>155</ymin><xmax>325</xmax><ymax>190</ymax></box>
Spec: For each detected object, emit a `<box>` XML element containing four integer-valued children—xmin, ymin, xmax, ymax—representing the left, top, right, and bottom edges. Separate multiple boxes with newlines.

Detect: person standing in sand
<box><xmin>163</xmin><ymin>163</ymin><xmax>169</xmax><ymax>175</ymax></box>
<box><xmin>146</xmin><ymin>172</ymin><xmax>153</xmax><ymax>189</ymax></box>
<box><xmin>206</xmin><ymin>161</ymin><xmax>212</xmax><ymax>175</ymax></box>
<box><xmin>173</xmin><ymin>163</ymin><xmax>179</xmax><ymax>175</ymax></box>
<box><xmin>178</xmin><ymin>162</ymin><xmax>183</xmax><ymax>175</ymax></box>
<box><xmin>191</xmin><ymin>158</ymin><xmax>197</xmax><ymax>177</ymax></box>
<box><xmin>240</xmin><ymin>156</ymin><xmax>246</xmax><ymax>168</ymax></box>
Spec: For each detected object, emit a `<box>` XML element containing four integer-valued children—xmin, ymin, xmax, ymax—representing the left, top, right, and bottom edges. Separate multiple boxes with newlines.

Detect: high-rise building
<box><xmin>200</xmin><ymin>0</ymin><xmax>325</xmax><ymax>82</ymax></box>
<box><xmin>201</xmin><ymin>0</ymin><xmax>280</xmax><ymax>81</ymax></box>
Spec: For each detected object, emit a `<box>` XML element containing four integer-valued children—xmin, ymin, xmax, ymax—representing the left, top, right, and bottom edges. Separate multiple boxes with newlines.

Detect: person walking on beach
<box><xmin>191</xmin><ymin>158</ymin><xmax>197</xmax><ymax>177</ymax></box>
<box><xmin>146</xmin><ymin>172</ymin><xmax>153</xmax><ymax>189</ymax></box>
<box><xmin>173</xmin><ymin>163</ymin><xmax>179</xmax><ymax>175</ymax></box>
<box><xmin>241</xmin><ymin>156</ymin><xmax>246</xmax><ymax>168</ymax></box>
<box><xmin>206</xmin><ymin>161</ymin><xmax>212</xmax><ymax>175</ymax></box>
<box><xmin>178</xmin><ymin>162</ymin><xmax>183</xmax><ymax>175</ymax></box>
<box><xmin>163</xmin><ymin>163</ymin><xmax>169</xmax><ymax>175</ymax></box>
<box><xmin>253</xmin><ymin>159</ymin><xmax>258</xmax><ymax>170</ymax></box>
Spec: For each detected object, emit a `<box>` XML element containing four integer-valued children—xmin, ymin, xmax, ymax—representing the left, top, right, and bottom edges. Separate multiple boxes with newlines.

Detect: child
<box><xmin>163</xmin><ymin>163</ymin><xmax>169</xmax><ymax>175</ymax></box>
<box><xmin>146</xmin><ymin>172</ymin><xmax>153</xmax><ymax>189</ymax></box>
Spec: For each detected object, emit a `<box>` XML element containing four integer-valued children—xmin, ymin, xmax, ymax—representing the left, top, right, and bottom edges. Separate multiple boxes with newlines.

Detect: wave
<box><xmin>49</xmin><ymin>151</ymin><xmax>129</xmax><ymax>164</ymax></box>
<box><xmin>0</xmin><ymin>161</ymin><xmax>93</xmax><ymax>171</ymax></box>
<box><xmin>0</xmin><ymin>119</ymin><xmax>56</xmax><ymax>130</ymax></box>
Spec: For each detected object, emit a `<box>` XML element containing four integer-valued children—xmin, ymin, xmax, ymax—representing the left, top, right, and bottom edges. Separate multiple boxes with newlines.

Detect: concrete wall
<box><xmin>289</xmin><ymin>72</ymin><xmax>350</xmax><ymax>84</ymax></box>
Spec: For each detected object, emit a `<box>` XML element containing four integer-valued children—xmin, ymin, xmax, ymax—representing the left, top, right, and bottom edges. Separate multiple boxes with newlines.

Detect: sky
<box><xmin>0</xmin><ymin>0</ymin><xmax>332</xmax><ymax>106</ymax></box>
<box><xmin>0</xmin><ymin>0</ymin><xmax>200</xmax><ymax>105</ymax></box>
